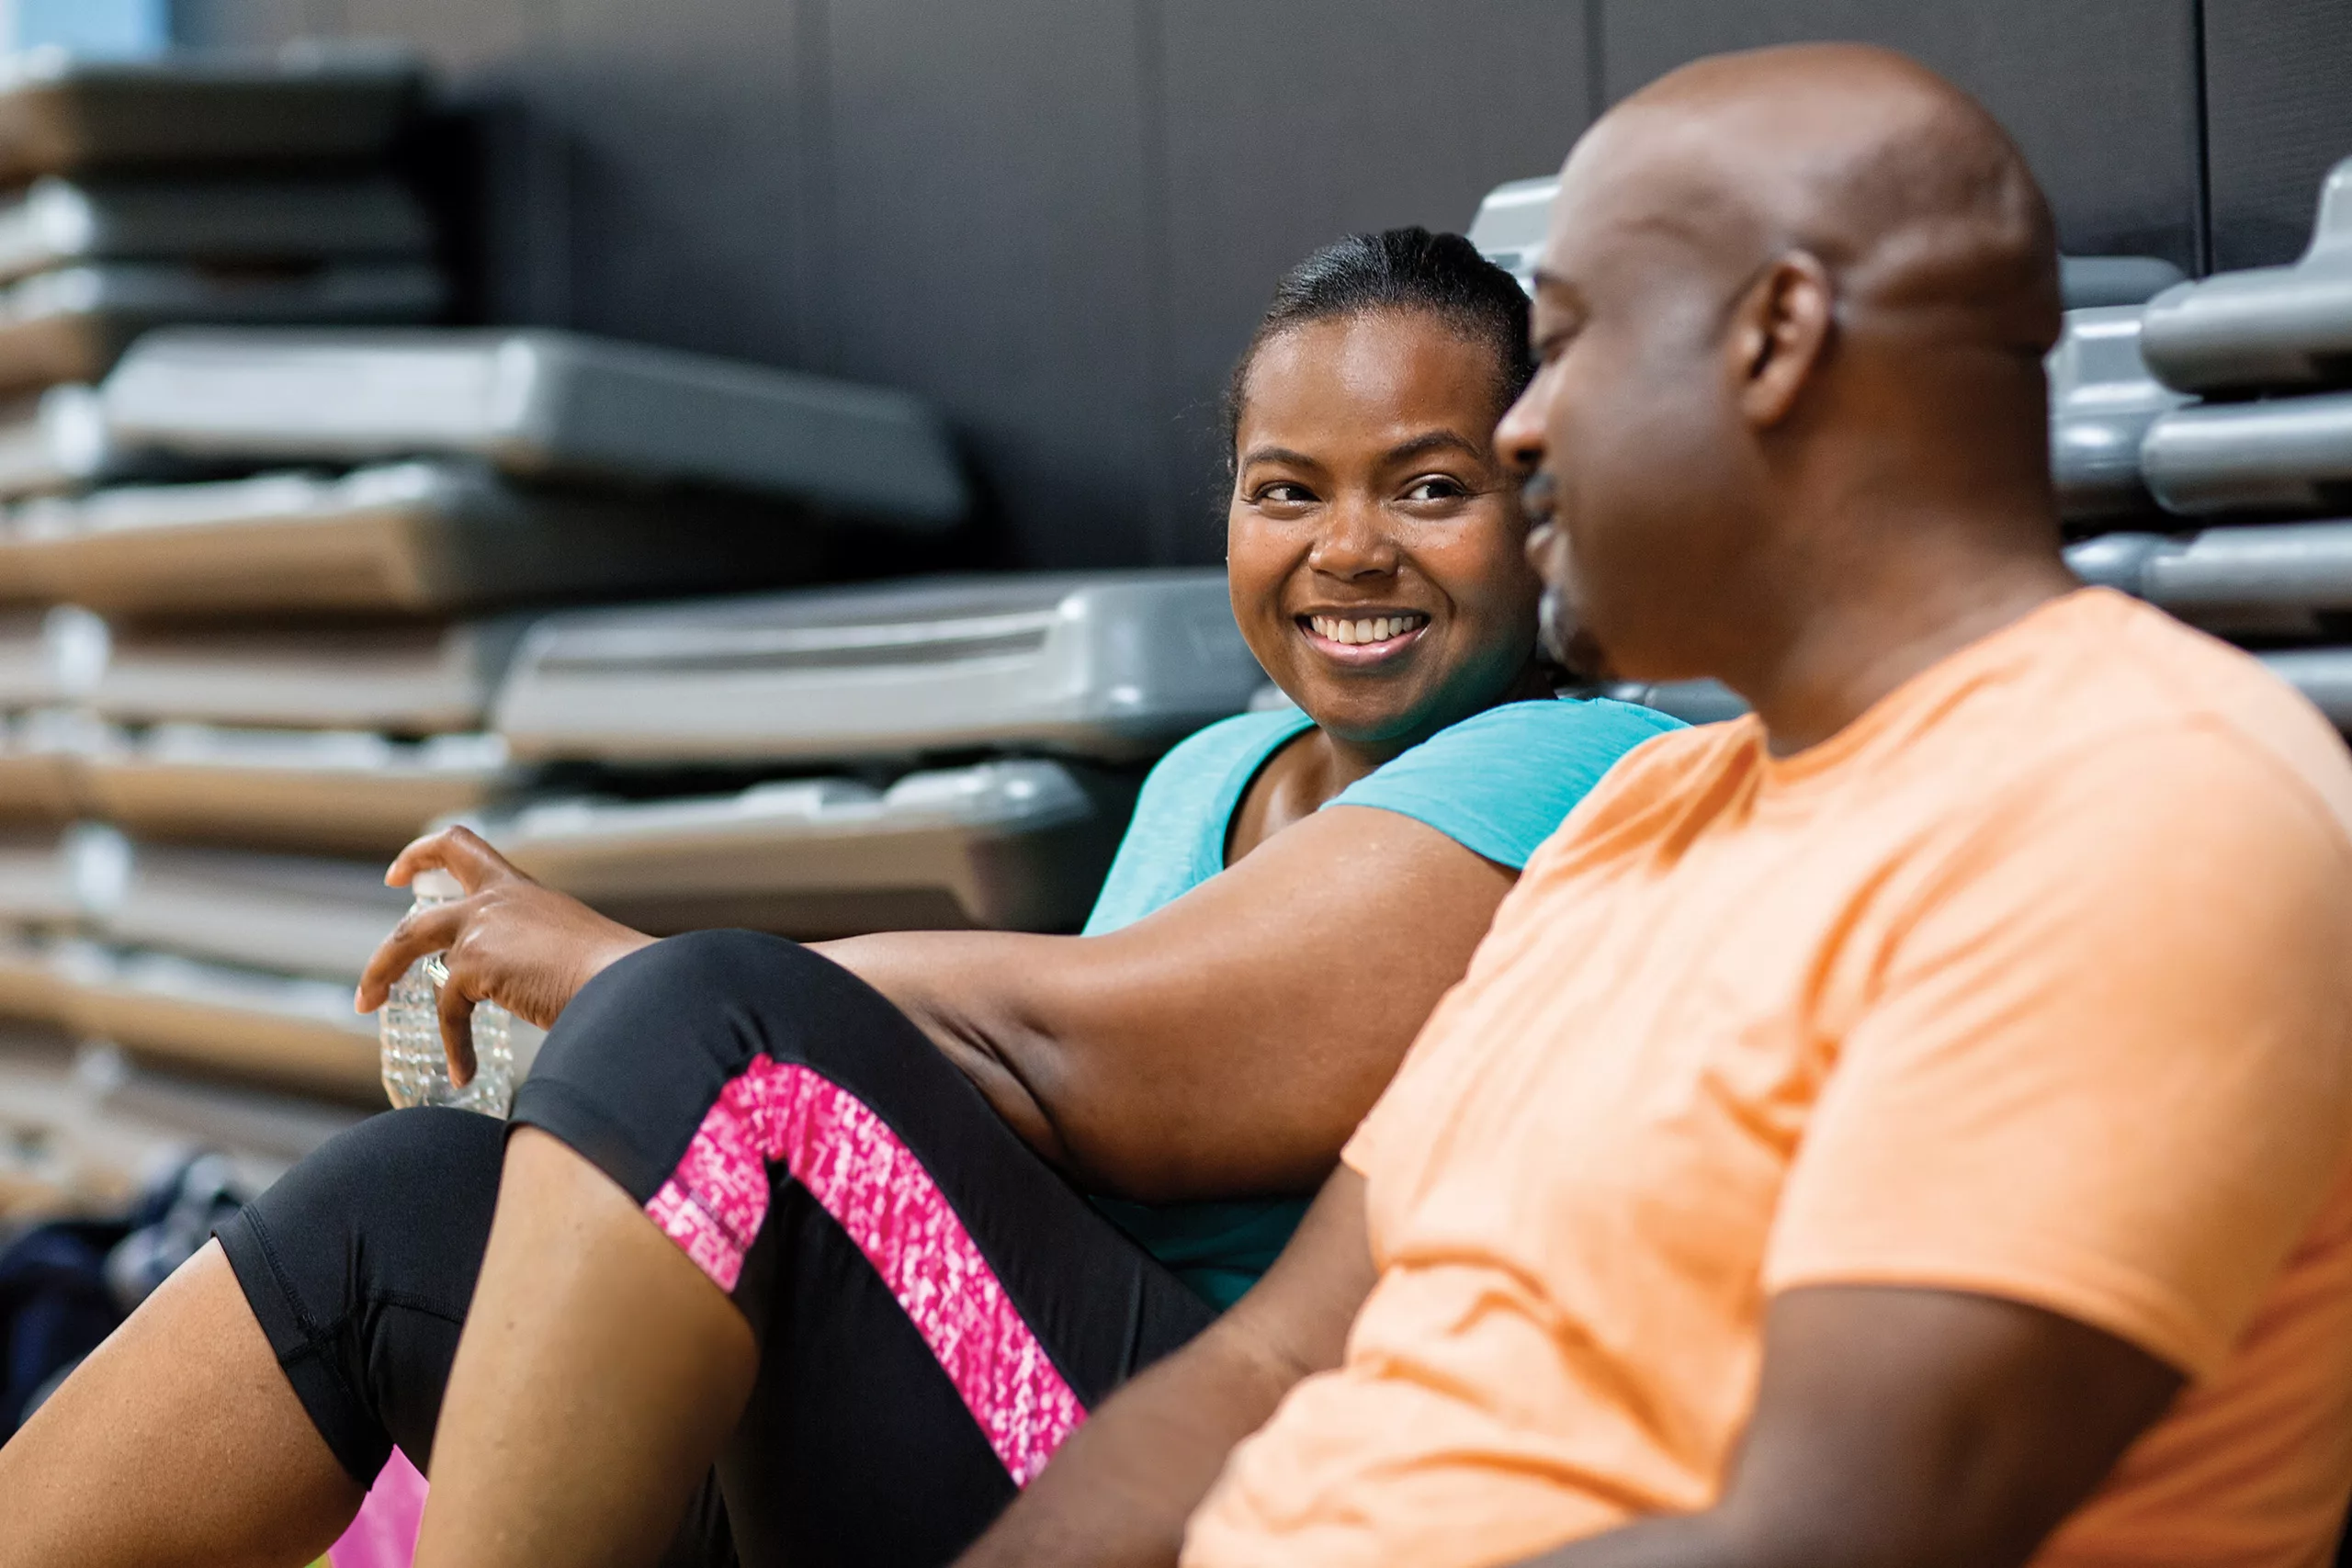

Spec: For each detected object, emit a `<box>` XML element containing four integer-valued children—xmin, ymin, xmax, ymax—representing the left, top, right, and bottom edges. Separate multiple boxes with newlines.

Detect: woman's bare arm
<box><xmin>361</xmin><ymin>805</ymin><xmax>1512</xmax><ymax>1201</ymax></box>
<box><xmin>819</xmin><ymin>804</ymin><xmax>1512</xmax><ymax>1200</ymax></box>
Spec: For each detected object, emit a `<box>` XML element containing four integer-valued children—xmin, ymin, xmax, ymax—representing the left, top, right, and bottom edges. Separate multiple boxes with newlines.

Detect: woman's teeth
<box><xmin>1308</xmin><ymin>614</ymin><xmax>1427</xmax><ymax>646</ymax></box>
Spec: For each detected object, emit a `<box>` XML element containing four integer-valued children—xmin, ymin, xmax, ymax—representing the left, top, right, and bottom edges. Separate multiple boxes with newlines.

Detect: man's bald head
<box><xmin>1569</xmin><ymin>43</ymin><xmax>2059</xmax><ymax>356</ymax></box>
<box><xmin>1496</xmin><ymin>43</ymin><xmax>2069</xmax><ymax>697</ymax></box>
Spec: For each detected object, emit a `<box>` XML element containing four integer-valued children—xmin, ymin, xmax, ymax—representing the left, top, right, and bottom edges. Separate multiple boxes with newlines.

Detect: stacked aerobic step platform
<box><xmin>479</xmin><ymin>571</ymin><xmax>1269</xmax><ymax>939</ymax></box>
<box><xmin>1467</xmin><ymin>169</ymin><xmax>2352</xmax><ymax>739</ymax></box>
<box><xmin>0</xmin><ymin>46</ymin><xmax>974</xmax><ymax>1216</ymax></box>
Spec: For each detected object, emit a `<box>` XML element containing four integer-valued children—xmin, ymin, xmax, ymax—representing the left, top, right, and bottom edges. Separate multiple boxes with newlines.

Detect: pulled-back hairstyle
<box><xmin>1223</xmin><ymin>225</ymin><xmax>1536</xmax><ymax>470</ymax></box>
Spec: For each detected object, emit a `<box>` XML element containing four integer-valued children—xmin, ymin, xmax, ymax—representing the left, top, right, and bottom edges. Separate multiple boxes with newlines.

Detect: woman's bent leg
<box><xmin>0</xmin><ymin>1105</ymin><xmax>502</xmax><ymax>1568</ymax></box>
<box><xmin>217</xmin><ymin>1106</ymin><xmax>507</xmax><ymax>1481</ymax></box>
<box><xmin>0</xmin><ymin>1241</ymin><xmax>359</xmax><ymax>1568</ymax></box>
<box><xmin>424</xmin><ymin>931</ymin><xmax>1221</xmax><ymax>1568</ymax></box>
<box><xmin>3</xmin><ymin>1102</ymin><xmax>730</xmax><ymax>1568</ymax></box>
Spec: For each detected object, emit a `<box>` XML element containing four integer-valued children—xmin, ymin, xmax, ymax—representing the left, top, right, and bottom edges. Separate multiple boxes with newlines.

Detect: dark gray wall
<box><xmin>176</xmin><ymin>0</ymin><xmax>2352</xmax><ymax>569</ymax></box>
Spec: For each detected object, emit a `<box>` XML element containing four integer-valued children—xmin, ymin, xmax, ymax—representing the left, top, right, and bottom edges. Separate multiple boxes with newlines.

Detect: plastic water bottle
<box><xmin>379</xmin><ymin>868</ymin><xmax>515</xmax><ymax>1115</ymax></box>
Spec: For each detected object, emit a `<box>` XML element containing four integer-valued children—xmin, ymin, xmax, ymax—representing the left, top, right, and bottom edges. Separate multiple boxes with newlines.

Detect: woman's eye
<box><xmin>1254</xmin><ymin>481</ymin><xmax>1316</xmax><ymax>505</ymax></box>
<box><xmin>1401</xmin><ymin>477</ymin><xmax>1470</xmax><ymax>503</ymax></box>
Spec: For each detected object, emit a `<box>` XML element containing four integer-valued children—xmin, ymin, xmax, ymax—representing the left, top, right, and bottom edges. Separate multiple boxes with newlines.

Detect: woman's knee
<box><xmin>538</xmin><ymin>930</ymin><xmax>902</xmax><ymax>1085</ymax></box>
<box><xmin>240</xmin><ymin>1107</ymin><xmax>506</xmax><ymax>1272</ymax></box>
<box><xmin>571</xmin><ymin>930</ymin><xmax>834</xmax><ymax>1021</ymax></box>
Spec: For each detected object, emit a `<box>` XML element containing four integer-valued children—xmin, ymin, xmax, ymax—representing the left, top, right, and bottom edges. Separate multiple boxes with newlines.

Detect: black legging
<box><xmin>215</xmin><ymin>932</ymin><xmax>1219</xmax><ymax>1568</ymax></box>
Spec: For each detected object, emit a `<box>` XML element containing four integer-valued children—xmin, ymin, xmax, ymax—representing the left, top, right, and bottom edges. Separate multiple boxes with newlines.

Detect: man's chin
<box><xmin>1539</xmin><ymin>591</ymin><xmax>1614</xmax><ymax>682</ymax></box>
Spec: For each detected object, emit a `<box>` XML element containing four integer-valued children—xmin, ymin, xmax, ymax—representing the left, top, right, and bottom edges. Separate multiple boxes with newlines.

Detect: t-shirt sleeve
<box><xmin>1081</xmin><ymin>711</ymin><xmax>1305</xmax><ymax>936</ymax></box>
<box><xmin>1765</xmin><ymin>727</ymin><xmax>2352</xmax><ymax>1380</ymax></box>
<box><xmin>1325</xmin><ymin>698</ymin><xmax>1682</xmax><ymax>871</ymax></box>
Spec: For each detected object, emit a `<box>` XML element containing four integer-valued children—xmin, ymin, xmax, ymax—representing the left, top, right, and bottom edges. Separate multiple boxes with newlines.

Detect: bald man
<box><xmin>953</xmin><ymin>43</ymin><xmax>2352</xmax><ymax>1568</ymax></box>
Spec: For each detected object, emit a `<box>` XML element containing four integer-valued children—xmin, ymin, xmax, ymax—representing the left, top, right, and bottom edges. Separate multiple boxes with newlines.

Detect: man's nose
<box><xmin>1494</xmin><ymin>381</ymin><xmax>1545</xmax><ymax>476</ymax></box>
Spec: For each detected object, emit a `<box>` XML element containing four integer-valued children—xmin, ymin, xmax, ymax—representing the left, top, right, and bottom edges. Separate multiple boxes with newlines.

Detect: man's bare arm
<box><xmin>956</xmin><ymin>1166</ymin><xmax>1378</xmax><ymax>1568</ymax></box>
<box><xmin>1525</xmin><ymin>1285</ymin><xmax>2182</xmax><ymax>1568</ymax></box>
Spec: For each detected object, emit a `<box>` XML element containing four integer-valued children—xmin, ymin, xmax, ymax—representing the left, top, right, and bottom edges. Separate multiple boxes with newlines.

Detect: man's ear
<box><xmin>1729</xmin><ymin>252</ymin><xmax>1835</xmax><ymax>429</ymax></box>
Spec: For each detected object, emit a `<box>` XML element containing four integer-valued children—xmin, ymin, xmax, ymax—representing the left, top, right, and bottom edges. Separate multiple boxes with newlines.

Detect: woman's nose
<box><xmin>1306</xmin><ymin>498</ymin><xmax>1400</xmax><ymax>579</ymax></box>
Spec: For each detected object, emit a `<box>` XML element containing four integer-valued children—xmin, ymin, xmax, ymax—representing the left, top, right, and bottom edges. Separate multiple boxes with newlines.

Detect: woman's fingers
<box><xmin>355</xmin><ymin>901</ymin><xmax>469</xmax><ymax>1013</ymax></box>
<box><xmin>435</xmin><ymin>965</ymin><xmax>481</xmax><ymax>1086</ymax></box>
<box><xmin>384</xmin><ymin>825</ymin><xmax>527</xmax><ymax>895</ymax></box>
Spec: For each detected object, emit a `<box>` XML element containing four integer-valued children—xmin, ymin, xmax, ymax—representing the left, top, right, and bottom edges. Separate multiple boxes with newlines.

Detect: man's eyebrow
<box><xmin>1531</xmin><ymin>268</ymin><xmax>1595</xmax><ymax>316</ymax></box>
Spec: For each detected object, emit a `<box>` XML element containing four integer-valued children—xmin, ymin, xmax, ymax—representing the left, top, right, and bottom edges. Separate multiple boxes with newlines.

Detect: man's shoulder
<box><xmin>2018</xmin><ymin>592</ymin><xmax>2352</xmax><ymax>850</ymax></box>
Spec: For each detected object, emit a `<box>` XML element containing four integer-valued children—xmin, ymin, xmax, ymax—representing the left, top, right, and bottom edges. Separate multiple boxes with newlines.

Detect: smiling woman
<box><xmin>1</xmin><ymin>231</ymin><xmax>1678</xmax><ymax>1568</ymax></box>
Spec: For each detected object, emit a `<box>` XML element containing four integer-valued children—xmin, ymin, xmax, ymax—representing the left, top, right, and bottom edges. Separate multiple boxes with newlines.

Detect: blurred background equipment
<box><xmin>0</xmin><ymin>36</ymin><xmax>1012</xmax><ymax>1248</ymax></box>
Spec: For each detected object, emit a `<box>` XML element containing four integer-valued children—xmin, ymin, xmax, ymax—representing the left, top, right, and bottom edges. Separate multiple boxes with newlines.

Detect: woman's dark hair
<box><xmin>1223</xmin><ymin>225</ymin><xmax>1536</xmax><ymax>468</ymax></box>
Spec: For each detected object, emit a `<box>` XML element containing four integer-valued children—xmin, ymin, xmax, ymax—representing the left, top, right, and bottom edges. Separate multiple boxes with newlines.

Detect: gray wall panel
<box><xmin>1156</xmin><ymin>0</ymin><xmax>1591</xmax><ymax>558</ymax></box>
<box><xmin>153</xmin><ymin>0</ymin><xmax>2352</xmax><ymax>567</ymax></box>
<box><xmin>542</xmin><ymin>0</ymin><xmax>808</xmax><ymax>366</ymax></box>
<box><xmin>820</xmin><ymin>0</ymin><xmax>1161</xmax><ymax>568</ymax></box>
<box><xmin>2204</xmin><ymin>0</ymin><xmax>2352</xmax><ymax>270</ymax></box>
<box><xmin>1599</xmin><ymin>0</ymin><xmax>2205</xmax><ymax>268</ymax></box>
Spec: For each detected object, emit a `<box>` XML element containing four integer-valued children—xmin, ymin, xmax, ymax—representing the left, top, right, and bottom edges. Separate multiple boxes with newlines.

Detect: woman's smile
<box><xmin>1296</xmin><ymin>610</ymin><xmax>1431</xmax><ymax>666</ymax></box>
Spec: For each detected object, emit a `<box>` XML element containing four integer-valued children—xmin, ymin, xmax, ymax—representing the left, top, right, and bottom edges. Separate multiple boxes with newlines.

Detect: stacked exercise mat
<box><xmin>2056</xmin><ymin>153</ymin><xmax>2352</xmax><ymax>731</ymax></box>
<box><xmin>1470</xmin><ymin>171</ymin><xmax>2352</xmax><ymax>739</ymax></box>
<box><xmin>481</xmin><ymin>573</ymin><xmax>1269</xmax><ymax>937</ymax></box>
<box><xmin>0</xmin><ymin>46</ymin><xmax>982</xmax><ymax>1220</ymax></box>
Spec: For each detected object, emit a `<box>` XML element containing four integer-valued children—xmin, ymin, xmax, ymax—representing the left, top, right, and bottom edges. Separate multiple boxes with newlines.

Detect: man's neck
<box><xmin>1730</xmin><ymin>532</ymin><xmax>2078</xmax><ymax>759</ymax></box>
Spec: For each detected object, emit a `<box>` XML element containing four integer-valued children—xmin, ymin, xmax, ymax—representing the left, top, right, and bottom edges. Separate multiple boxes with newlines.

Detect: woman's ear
<box><xmin>1729</xmin><ymin>251</ymin><xmax>1836</xmax><ymax>430</ymax></box>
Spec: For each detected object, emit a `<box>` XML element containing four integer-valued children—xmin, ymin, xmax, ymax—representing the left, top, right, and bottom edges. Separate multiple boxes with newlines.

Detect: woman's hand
<box><xmin>356</xmin><ymin>826</ymin><xmax>656</xmax><ymax>1084</ymax></box>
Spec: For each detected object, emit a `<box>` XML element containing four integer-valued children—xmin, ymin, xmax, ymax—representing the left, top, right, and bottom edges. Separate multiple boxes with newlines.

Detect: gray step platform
<box><xmin>0</xmin><ymin>823</ymin><xmax>84</xmax><ymax>927</ymax></box>
<box><xmin>2140</xmin><ymin>156</ymin><xmax>2352</xmax><ymax>395</ymax></box>
<box><xmin>101</xmin><ymin>328</ymin><xmax>968</xmax><ymax>529</ymax></box>
<box><xmin>494</xmin><ymin>571</ymin><xmax>1266</xmax><ymax>766</ymax></box>
<box><xmin>1466</xmin><ymin>174</ymin><xmax>2186</xmax><ymax>308</ymax></box>
<box><xmin>0</xmin><ymin>383</ymin><xmax>153</xmax><ymax>499</ymax></box>
<box><xmin>0</xmin><ymin>604</ymin><xmax>105</xmax><ymax>709</ymax></box>
<box><xmin>67</xmin><ymin>828</ymin><xmax>406</xmax><ymax>981</ymax></box>
<box><xmin>0</xmin><ymin>1028</ymin><xmax>86</xmax><ymax>1205</ymax></box>
<box><xmin>0</xmin><ymin>1031</ymin><xmax>369</xmax><ymax>1205</ymax></box>
<box><xmin>2259</xmin><ymin>649</ymin><xmax>2352</xmax><ymax>731</ymax></box>
<box><xmin>74</xmin><ymin>724</ymin><xmax>510</xmax><ymax>855</ymax></box>
<box><xmin>0</xmin><ymin>45</ymin><xmax>423</xmax><ymax>182</ymax></box>
<box><xmin>2048</xmin><ymin>306</ymin><xmax>2191</xmax><ymax>521</ymax></box>
<box><xmin>2139</xmin><ymin>393</ymin><xmax>2352</xmax><ymax>516</ymax></box>
<box><xmin>89</xmin><ymin>617</ymin><xmax>523</xmax><ymax>732</ymax></box>
<box><xmin>0</xmin><ymin>709</ymin><xmax>99</xmax><ymax>819</ymax></box>
<box><xmin>10</xmin><ymin>460</ymin><xmax>824</xmax><ymax>616</ymax></box>
<box><xmin>51</xmin><ymin>940</ymin><xmax>383</xmax><ymax>1102</ymax></box>
<box><xmin>0</xmin><ymin>175</ymin><xmax>432</xmax><ymax>286</ymax></box>
<box><xmin>77</xmin><ymin>1045</ymin><xmax>371</xmax><ymax>1190</ymax></box>
<box><xmin>1596</xmin><ymin>679</ymin><xmax>1749</xmax><ymax>725</ymax></box>
<box><xmin>0</xmin><ymin>930</ymin><xmax>63</xmax><ymax>1023</ymax></box>
<box><xmin>0</xmin><ymin>262</ymin><xmax>446</xmax><ymax>392</ymax></box>
<box><xmin>486</xmin><ymin>758</ymin><xmax>1137</xmax><ymax>939</ymax></box>
<box><xmin>2065</xmin><ymin>523</ymin><xmax>2352</xmax><ymax>637</ymax></box>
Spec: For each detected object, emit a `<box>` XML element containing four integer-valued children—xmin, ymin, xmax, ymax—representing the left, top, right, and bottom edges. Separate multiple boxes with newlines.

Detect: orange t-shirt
<box><xmin>1183</xmin><ymin>590</ymin><xmax>2352</xmax><ymax>1568</ymax></box>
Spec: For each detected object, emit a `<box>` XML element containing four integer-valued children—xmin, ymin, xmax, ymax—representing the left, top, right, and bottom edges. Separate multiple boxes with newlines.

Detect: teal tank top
<box><xmin>1081</xmin><ymin>696</ymin><xmax>1683</xmax><ymax>1307</ymax></box>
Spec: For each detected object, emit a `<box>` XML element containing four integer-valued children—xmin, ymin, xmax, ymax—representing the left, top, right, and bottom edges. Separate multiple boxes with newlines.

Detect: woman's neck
<box><xmin>1226</xmin><ymin>659</ymin><xmax>1555</xmax><ymax>864</ymax></box>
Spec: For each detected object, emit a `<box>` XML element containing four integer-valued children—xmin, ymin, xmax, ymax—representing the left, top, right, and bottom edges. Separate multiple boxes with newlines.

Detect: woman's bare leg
<box><xmin>0</xmin><ymin>1240</ymin><xmax>363</xmax><ymax>1568</ymax></box>
<box><xmin>413</xmin><ymin>1127</ymin><xmax>755</xmax><ymax>1568</ymax></box>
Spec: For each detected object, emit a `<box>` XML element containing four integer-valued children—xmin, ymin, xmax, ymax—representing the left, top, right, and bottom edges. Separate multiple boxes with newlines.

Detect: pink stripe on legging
<box><xmin>644</xmin><ymin>1054</ymin><xmax>1084</xmax><ymax>1484</ymax></box>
